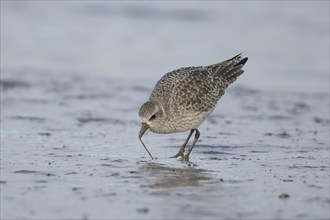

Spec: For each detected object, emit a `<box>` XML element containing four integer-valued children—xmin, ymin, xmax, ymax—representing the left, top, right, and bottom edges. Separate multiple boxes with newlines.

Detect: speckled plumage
<box><xmin>138</xmin><ymin>54</ymin><xmax>248</xmax><ymax>161</ymax></box>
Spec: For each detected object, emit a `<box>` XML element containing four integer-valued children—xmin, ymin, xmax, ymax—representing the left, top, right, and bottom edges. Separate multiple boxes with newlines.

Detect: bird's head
<box><xmin>138</xmin><ymin>100</ymin><xmax>165</xmax><ymax>160</ymax></box>
<box><xmin>138</xmin><ymin>100</ymin><xmax>165</xmax><ymax>136</ymax></box>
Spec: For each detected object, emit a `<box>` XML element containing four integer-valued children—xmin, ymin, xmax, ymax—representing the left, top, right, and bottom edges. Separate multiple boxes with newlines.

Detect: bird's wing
<box><xmin>169</xmin><ymin>67</ymin><xmax>223</xmax><ymax>114</ymax></box>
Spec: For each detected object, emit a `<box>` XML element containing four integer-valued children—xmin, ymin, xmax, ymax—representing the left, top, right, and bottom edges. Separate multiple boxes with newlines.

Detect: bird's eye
<box><xmin>149</xmin><ymin>115</ymin><xmax>156</xmax><ymax>121</ymax></box>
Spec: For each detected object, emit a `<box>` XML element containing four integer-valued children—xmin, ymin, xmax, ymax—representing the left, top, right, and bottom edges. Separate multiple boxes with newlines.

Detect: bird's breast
<box><xmin>150</xmin><ymin>111</ymin><xmax>211</xmax><ymax>134</ymax></box>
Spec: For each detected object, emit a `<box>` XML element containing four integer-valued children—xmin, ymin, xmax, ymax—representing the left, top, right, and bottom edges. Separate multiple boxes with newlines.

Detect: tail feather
<box><xmin>208</xmin><ymin>54</ymin><xmax>248</xmax><ymax>84</ymax></box>
<box><xmin>234</xmin><ymin>57</ymin><xmax>248</xmax><ymax>67</ymax></box>
<box><xmin>226</xmin><ymin>69</ymin><xmax>244</xmax><ymax>84</ymax></box>
<box><xmin>225</xmin><ymin>57</ymin><xmax>248</xmax><ymax>83</ymax></box>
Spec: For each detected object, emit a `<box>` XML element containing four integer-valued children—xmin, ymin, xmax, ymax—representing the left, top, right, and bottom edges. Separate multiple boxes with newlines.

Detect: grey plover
<box><xmin>138</xmin><ymin>54</ymin><xmax>248</xmax><ymax>161</ymax></box>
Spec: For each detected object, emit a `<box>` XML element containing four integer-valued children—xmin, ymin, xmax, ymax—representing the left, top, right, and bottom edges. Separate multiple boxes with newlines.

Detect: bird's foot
<box><xmin>181</xmin><ymin>157</ymin><xmax>197</xmax><ymax>167</ymax></box>
<box><xmin>183</xmin><ymin>154</ymin><xmax>190</xmax><ymax>162</ymax></box>
<box><xmin>170</xmin><ymin>150</ymin><xmax>184</xmax><ymax>159</ymax></box>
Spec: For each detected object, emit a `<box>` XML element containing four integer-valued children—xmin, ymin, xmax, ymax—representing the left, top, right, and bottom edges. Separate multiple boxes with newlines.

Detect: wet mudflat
<box><xmin>1</xmin><ymin>70</ymin><xmax>329</xmax><ymax>219</ymax></box>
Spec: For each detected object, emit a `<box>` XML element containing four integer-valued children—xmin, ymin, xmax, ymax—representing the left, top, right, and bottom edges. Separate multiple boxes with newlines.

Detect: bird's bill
<box><xmin>138</xmin><ymin>123</ymin><xmax>154</xmax><ymax>160</ymax></box>
<box><xmin>139</xmin><ymin>123</ymin><xmax>149</xmax><ymax>139</ymax></box>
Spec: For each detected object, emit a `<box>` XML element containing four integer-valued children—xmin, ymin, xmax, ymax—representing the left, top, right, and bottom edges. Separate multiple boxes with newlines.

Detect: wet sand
<box><xmin>1</xmin><ymin>70</ymin><xmax>329</xmax><ymax>219</ymax></box>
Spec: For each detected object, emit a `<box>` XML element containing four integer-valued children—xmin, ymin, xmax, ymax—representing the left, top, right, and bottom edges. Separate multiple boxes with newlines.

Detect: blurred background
<box><xmin>1</xmin><ymin>1</ymin><xmax>329</xmax><ymax>93</ymax></box>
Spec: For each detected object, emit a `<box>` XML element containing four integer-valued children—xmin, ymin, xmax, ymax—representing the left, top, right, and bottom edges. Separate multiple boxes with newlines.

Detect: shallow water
<box><xmin>1</xmin><ymin>2</ymin><xmax>330</xmax><ymax>220</ymax></box>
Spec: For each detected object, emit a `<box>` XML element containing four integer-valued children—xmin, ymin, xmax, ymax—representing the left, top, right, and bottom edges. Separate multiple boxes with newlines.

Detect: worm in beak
<box><xmin>138</xmin><ymin>123</ymin><xmax>153</xmax><ymax>160</ymax></box>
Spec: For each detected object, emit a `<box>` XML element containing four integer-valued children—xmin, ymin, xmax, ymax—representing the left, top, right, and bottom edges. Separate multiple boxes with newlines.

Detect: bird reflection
<box><xmin>138</xmin><ymin>161</ymin><xmax>210</xmax><ymax>189</ymax></box>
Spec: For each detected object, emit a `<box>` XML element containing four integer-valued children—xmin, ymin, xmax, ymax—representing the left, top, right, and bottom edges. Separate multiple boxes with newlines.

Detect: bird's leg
<box><xmin>183</xmin><ymin>129</ymin><xmax>200</xmax><ymax>162</ymax></box>
<box><xmin>171</xmin><ymin>129</ymin><xmax>195</xmax><ymax>158</ymax></box>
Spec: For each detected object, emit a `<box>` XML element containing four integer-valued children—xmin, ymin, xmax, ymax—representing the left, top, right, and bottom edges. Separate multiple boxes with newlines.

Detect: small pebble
<box><xmin>278</xmin><ymin>193</ymin><xmax>290</xmax><ymax>199</ymax></box>
<box><xmin>136</xmin><ymin>207</ymin><xmax>149</xmax><ymax>214</ymax></box>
